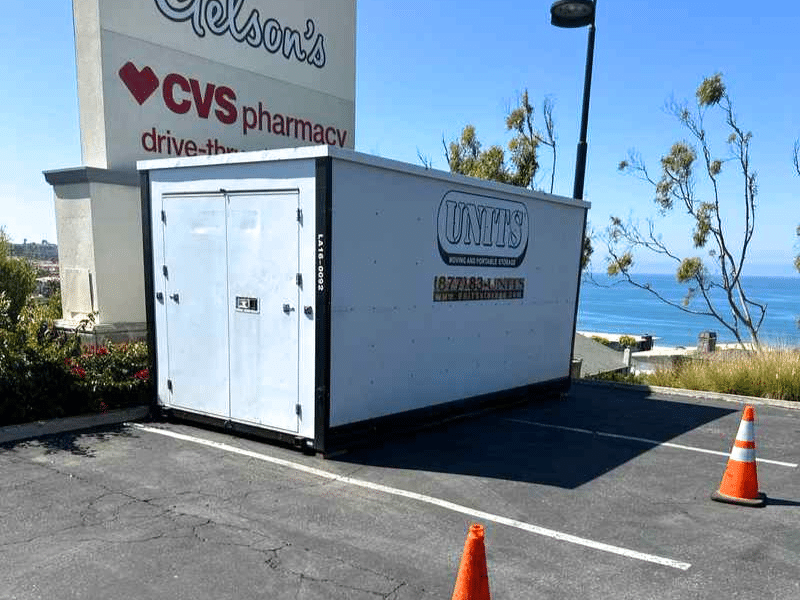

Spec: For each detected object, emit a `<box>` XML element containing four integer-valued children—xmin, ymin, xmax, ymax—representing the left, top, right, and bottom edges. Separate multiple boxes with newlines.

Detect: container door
<box><xmin>227</xmin><ymin>192</ymin><xmax>300</xmax><ymax>433</ymax></box>
<box><xmin>161</xmin><ymin>194</ymin><xmax>230</xmax><ymax>417</ymax></box>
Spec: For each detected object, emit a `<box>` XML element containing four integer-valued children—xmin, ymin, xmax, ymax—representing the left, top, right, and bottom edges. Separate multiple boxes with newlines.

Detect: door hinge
<box><xmin>167</xmin><ymin>379</ymin><xmax>173</xmax><ymax>392</ymax></box>
<box><xmin>296</xmin><ymin>208</ymin><xmax>303</xmax><ymax>224</ymax></box>
<box><xmin>296</xmin><ymin>273</ymin><xmax>303</xmax><ymax>287</ymax></box>
<box><xmin>161</xmin><ymin>210</ymin><xmax>166</xmax><ymax>224</ymax></box>
<box><xmin>295</xmin><ymin>403</ymin><xmax>302</xmax><ymax>417</ymax></box>
<box><xmin>162</xmin><ymin>265</ymin><xmax>168</xmax><ymax>278</ymax></box>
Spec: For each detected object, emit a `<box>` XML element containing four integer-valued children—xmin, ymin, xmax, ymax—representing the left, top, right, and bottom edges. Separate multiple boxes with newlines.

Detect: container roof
<box><xmin>138</xmin><ymin>145</ymin><xmax>590</xmax><ymax>209</ymax></box>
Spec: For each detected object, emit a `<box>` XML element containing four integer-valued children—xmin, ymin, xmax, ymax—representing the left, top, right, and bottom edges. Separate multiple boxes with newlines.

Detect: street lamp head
<box><xmin>550</xmin><ymin>0</ymin><xmax>595</xmax><ymax>28</ymax></box>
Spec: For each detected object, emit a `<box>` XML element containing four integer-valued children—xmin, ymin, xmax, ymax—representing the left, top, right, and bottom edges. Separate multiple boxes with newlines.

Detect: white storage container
<box><xmin>139</xmin><ymin>146</ymin><xmax>588</xmax><ymax>452</ymax></box>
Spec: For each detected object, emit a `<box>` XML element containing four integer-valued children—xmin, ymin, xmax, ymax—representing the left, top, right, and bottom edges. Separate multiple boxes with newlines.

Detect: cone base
<box><xmin>711</xmin><ymin>490</ymin><xmax>766</xmax><ymax>507</ymax></box>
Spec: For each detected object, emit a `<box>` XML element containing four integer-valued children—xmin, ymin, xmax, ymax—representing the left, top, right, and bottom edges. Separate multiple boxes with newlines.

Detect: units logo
<box><xmin>436</xmin><ymin>191</ymin><xmax>529</xmax><ymax>268</ymax></box>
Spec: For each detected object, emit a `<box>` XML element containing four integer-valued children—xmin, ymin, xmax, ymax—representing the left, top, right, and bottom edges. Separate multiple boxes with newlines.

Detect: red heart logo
<box><xmin>118</xmin><ymin>62</ymin><xmax>159</xmax><ymax>105</ymax></box>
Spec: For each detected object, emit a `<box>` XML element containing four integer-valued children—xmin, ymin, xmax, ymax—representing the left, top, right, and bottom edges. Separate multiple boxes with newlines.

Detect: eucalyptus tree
<box><xmin>610</xmin><ymin>74</ymin><xmax>765</xmax><ymax>348</ymax></box>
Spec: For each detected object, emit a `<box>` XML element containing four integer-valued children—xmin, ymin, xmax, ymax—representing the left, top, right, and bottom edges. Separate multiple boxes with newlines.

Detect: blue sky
<box><xmin>2</xmin><ymin>0</ymin><xmax>799</xmax><ymax>275</ymax></box>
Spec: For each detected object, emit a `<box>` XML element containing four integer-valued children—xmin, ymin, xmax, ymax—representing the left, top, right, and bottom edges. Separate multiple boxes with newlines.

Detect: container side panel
<box><xmin>329</xmin><ymin>160</ymin><xmax>583</xmax><ymax>427</ymax></box>
<box><xmin>227</xmin><ymin>191</ymin><xmax>300</xmax><ymax>433</ymax></box>
<box><xmin>162</xmin><ymin>194</ymin><xmax>230</xmax><ymax>417</ymax></box>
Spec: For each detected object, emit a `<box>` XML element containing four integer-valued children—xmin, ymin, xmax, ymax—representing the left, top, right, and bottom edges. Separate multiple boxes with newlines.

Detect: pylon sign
<box><xmin>72</xmin><ymin>0</ymin><xmax>356</xmax><ymax>170</ymax></box>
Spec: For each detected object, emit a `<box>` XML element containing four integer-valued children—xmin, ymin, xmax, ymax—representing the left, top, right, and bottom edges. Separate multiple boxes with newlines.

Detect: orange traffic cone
<box><xmin>711</xmin><ymin>405</ymin><xmax>767</xmax><ymax>507</ymax></box>
<box><xmin>451</xmin><ymin>524</ymin><xmax>491</xmax><ymax>600</ymax></box>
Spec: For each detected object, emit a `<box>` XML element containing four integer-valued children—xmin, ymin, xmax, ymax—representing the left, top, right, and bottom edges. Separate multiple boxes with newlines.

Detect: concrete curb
<box><xmin>575</xmin><ymin>380</ymin><xmax>800</xmax><ymax>411</ymax></box>
<box><xmin>0</xmin><ymin>406</ymin><xmax>151</xmax><ymax>444</ymax></box>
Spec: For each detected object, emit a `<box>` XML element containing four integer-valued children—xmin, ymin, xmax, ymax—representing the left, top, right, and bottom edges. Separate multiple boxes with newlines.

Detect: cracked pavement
<box><xmin>1</xmin><ymin>385</ymin><xmax>800</xmax><ymax>599</ymax></box>
<box><xmin>0</xmin><ymin>428</ymin><xmax>429</xmax><ymax>600</ymax></box>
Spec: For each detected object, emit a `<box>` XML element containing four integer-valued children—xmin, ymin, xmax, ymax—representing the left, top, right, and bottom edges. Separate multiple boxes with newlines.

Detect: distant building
<box><xmin>10</xmin><ymin>239</ymin><xmax>59</xmax><ymax>261</ymax></box>
<box><xmin>7</xmin><ymin>241</ymin><xmax>60</xmax><ymax>299</ymax></box>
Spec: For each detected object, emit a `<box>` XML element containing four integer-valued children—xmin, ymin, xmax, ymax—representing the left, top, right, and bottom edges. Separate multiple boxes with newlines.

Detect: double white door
<box><xmin>160</xmin><ymin>191</ymin><xmax>300</xmax><ymax>433</ymax></box>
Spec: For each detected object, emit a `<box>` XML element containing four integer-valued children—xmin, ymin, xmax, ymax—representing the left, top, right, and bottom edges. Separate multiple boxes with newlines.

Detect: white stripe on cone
<box><xmin>730</xmin><ymin>446</ymin><xmax>756</xmax><ymax>463</ymax></box>
<box><xmin>735</xmin><ymin>419</ymin><xmax>754</xmax><ymax>443</ymax></box>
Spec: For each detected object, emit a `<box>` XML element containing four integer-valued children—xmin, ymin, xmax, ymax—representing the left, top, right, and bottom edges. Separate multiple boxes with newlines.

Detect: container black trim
<box><xmin>313</xmin><ymin>157</ymin><xmax>333</xmax><ymax>452</ymax></box>
<box><xmin>567</xmin><ymin>206</ymin><xmax>589</xmax><ymax>387</ymax></box>
<box><xmin>165</xmin><ymin>409</ymin><xmax>311</xmax><ymax>450</ymax></box>
<box><xmin>324</xmin><ymin>377</ymin><xmax>570</xmax><ymax>454</ymax></box>
<box><xmin>165</xmin><ymin>378</ymin><xmax>568</xmax><ymax>455</ymax></box>
<box><xmin>139</xmin><ymin>170</ymin><xmax>159</xmax><ymax>413</ymax></box>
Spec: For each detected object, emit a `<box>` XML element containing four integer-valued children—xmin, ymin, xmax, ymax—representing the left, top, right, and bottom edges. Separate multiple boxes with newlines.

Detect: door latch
<box><xmin>304</xmin><ymin>306</ymin><xmax>313</xmax><ymax>317</ymax></box>
<box><xmin>283</xmin><ymin>304</ymin><xmax>295</xmax><ymax>314</ymax></box>
<box><xmin>156</xmin><ymin>292</ymin><xmax>164</xmax><ymax>303</ymax></box>
<box><xmin>170</xmin><ymin>293</ymin><xmax>180</xmax><ymax>303</ymax></box>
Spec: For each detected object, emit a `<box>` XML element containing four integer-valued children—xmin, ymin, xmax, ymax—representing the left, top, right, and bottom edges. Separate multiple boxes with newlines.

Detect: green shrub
<box><xmin>591</xmin><ymin>335</ymin><xmax>612</xmax><ymax>346</ymax></box>
<box><xmin>0</xmin><ymin>230</ymin><xmax>37</xmax><ymax>326</ymax></box>
<box><xmin>618</xmin><ymin>335</ymin><xmax>638</xmax><ymax>348</ymax></box>
<box><xmin>0</xmin><ymin>297</ymin><xmax>151</xmax><ymax>426</ymax></box>
<box><xmin>587</xmin><ymin>370</ymin><xmax>647</xmax><ymax>385</ymax></box>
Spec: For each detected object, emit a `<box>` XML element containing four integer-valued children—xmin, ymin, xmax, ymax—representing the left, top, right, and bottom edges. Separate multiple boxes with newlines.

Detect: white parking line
<box><xmin>132</xmin><ymin>424</ymin><xmax>691</xmax><ymax>571</ymax></box>
<box><xmin>504</xmin><ymin>418</ymin><xmax>798</xmax><ymax>468</ymax></box>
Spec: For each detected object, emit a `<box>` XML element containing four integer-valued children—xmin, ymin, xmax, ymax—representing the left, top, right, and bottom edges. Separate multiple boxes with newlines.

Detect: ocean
<box><xmin>576</xmin><ymin>273</ymin><xmax>800</xmax><ymax>348</ymax></box>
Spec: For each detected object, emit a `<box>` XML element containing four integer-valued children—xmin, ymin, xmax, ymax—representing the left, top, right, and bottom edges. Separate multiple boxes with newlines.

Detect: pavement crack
<box><xmin>0</xmin><ymin>523</ymin><xmax>87</xmax><ymax>551</ymax></box>
<box><xmin>267</xmin><ymin>544</ymin><xmax>405</xmax><ymax>598</ymax></box>
<box><xmin>385</xmin><ymin>582</ymin><xmax>411</xmax><ymax>599</ymax></box>
<box><xmin>190</xmin><ymin>519</ymin><xmax>215</xmax><ymax>542</ymax></box>
<box><xmin>290</xmin><ymin>571</ymin><xmax>391</xmax><ymax>598</ymax></box>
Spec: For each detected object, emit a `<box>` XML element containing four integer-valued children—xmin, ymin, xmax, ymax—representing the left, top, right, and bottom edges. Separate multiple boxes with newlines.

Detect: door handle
<box><xmin>156</xmin><ymin>292</ymin><xmax>164</xmax><ymax>303</ymax></box>
<box><xmin>283</xmin><ymin>304</ymin><xmax>295</xmax><ymax>314</ymax></box>
<box><xmin>170</xmin><ymin>293</ymin><xmax>180</xmax><ymax>303</ymax></box>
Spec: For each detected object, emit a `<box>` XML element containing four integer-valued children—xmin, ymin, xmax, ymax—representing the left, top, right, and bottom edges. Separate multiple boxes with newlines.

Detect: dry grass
<box><xmin>646</xmin><ymin>347</ymin><xmax>800</xmax><ymax>401</ymax></box>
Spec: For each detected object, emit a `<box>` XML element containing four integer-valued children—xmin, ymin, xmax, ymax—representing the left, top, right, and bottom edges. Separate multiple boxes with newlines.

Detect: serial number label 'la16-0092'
<box><xmin>433</xmin><ymin>275</ymin><xmax>525</xmax><ymax>302</ymax></box>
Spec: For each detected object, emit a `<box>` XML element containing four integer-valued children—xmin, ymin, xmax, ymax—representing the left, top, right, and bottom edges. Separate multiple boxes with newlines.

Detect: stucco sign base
<box><xmin>44</xmin><ymin>166</ymin><xmax>146</xmax><ymax>342</ymax></box>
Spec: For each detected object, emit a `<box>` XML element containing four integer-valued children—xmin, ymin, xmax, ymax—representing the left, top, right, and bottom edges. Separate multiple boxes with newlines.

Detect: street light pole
<box><xmin>550</xmin><ymin>0</ymin><xmax>598</xmax><ymax>375</ymax></box>
<box><xmin>550</xmin><ymin>0</ymin><xmax>597</xmax><ymax>200</ymax></box>
<box><xmin>572</xmin><ymin>4</ymin><xmax>596</xmax><ymax>201</ymax></box>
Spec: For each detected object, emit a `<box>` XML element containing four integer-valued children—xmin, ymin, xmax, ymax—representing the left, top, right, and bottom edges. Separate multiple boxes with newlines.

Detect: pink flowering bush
<box><xmin>63</xmin><ymin>340</ymin><xmax>151</xmax><ymax>413</ymax></box>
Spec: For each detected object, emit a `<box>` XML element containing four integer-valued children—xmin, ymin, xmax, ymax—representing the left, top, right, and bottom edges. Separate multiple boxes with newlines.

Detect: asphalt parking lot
<box><xmin>2</xmin><ymin>383</ymin><xmax>799</xmax><ymax>599</ymax></box>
